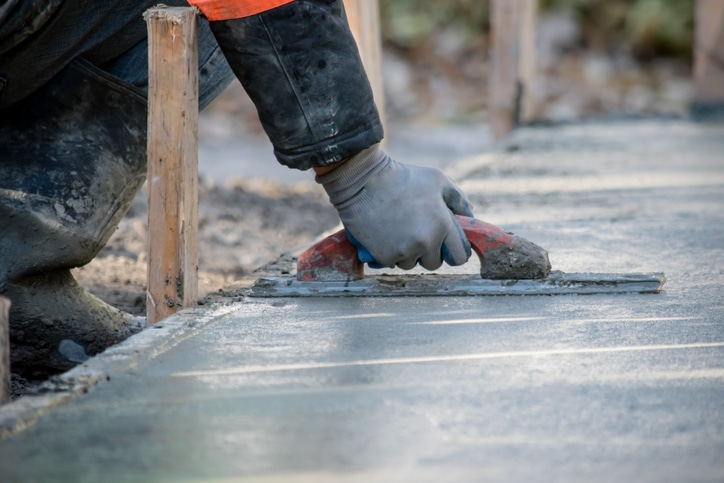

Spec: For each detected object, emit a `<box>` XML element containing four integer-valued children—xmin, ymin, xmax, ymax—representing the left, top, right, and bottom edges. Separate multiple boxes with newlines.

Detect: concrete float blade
<box><xmin>249</xmin><ymin>270</ymin><xmax>666</xmax><ymax>297</ymax></box>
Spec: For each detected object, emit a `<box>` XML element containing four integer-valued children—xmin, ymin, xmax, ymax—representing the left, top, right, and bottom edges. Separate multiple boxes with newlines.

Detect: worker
<box><xmin>0</xmin><ymin>0</ymin><xmax>474</xmax><ymax>377</ymax></box>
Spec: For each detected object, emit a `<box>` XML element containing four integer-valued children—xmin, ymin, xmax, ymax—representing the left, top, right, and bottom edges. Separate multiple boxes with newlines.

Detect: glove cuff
<box><xmin>315</xmin><ymin>143</ymin><xmax>391</xmax><ymax>209</ymax></box>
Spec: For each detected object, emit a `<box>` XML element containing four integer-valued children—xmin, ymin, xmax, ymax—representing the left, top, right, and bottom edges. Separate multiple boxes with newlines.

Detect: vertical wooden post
<box><xmin>144</xmin><ymin>7</ymin><xmax>199</xmax><ymax>325</ymax></box>
<box><xmin>489</xmin><ymin>0</ymin><xmax>538</xmax><ymax>141</ymax></box>
<box><xmin>693</xmin><ymin>0</ymin><xmax>724</xmax><ymax>114</ymax></box>
<box><xmin>343</xmin><ymin>0</ymin><xmax>387</xmax><ymax>140</ymax></box>
<box><xmin>518</xmin><ymin>0</ymin><xmax>538</xmax><ymax>124</ymax></box>
<box><xmin>0</xmin><ymin>297</ymin><xmax>10</xmax><ymax>405</ymax></box>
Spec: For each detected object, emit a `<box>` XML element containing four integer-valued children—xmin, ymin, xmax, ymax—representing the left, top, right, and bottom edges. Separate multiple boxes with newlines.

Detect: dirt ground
<box><xmin>72</xmin><ymin>178</ymin><xmax>340</xmax><ymax>317</ymax></box>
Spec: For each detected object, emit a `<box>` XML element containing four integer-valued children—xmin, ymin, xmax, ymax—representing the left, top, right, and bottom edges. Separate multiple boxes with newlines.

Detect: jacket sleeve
<box><xmin>204</xmin><ymin>0</ymin><xmax>384</xmax><ymax>170</ymax></box>
<box><xmin>187</xmin><ymin>0</ymin><xmax>296</xmax><ymax>21</ymax></box>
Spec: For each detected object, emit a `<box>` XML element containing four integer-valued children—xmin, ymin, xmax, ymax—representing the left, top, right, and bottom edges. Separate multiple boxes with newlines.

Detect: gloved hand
<box><xmin>315</xmin><ymin>144</ymin><xmax>474</xmax><ymax>270</ymax></box>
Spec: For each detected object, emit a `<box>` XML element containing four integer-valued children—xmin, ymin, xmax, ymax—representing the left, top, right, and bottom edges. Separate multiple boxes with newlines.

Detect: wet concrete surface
<box><xmin>1</xmin><ymin>119</ymin><xmax>723</xmax><ymax>482</ymax></box>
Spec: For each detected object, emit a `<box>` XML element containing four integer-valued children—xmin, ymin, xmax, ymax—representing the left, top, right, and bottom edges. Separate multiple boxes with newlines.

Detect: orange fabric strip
<box><xmin>188</xmin><ymin>0</ymin><xmax>296</xmax><ymax>21</ymax></box>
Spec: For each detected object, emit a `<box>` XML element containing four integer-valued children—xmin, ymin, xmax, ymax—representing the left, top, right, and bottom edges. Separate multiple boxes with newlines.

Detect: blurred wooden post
<box><xmin>144</xmin><ymin>7</ymin><xmax>199</xmax><ymax>325</ymax></box>
<box><xmin>0</xmin><ymin>297</ymin><xmax>10</xmax><ymax>405</ymax></box>
<box><xmin>693</xmin><ymin>0</ymin><xmax>724</xmax><ymax>115</ymax></box>
<box><xmin>343</xmin><ymin>0</ymin><xmax>387</xmax><ymax>140</ymax></box>
<box><xmin>489</xmin><ymin>0</ymin><xmax>537</xmax><ymax>141</ymax></box>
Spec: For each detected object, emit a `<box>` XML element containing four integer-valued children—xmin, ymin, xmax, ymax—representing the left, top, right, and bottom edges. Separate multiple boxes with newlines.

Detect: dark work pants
<box><xmin>0</xmin><ymin>0</ymin><xmax>233</xmax><ymax>112</ymax></box>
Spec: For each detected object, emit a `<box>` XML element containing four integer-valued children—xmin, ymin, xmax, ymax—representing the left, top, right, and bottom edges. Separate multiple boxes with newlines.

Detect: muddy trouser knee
<box><xmin>208</xmin><ymin>0</ymin><xmax>384</xmax><ymax>171</ymax></box>
<box><xmin>0</xmin><ymin>60</ymin><xmax>150</xmax><ymax>376</ymax></box>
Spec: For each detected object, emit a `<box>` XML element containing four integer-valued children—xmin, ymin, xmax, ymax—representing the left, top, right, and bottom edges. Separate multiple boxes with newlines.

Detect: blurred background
<box><xmin>202</xmin><ymin>0</ymin><xmax>694</xmax><ymax>132</ymax></box>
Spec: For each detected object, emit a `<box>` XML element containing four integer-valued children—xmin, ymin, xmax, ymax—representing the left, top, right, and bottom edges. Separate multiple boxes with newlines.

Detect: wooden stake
<box><xmin>343</xmin><ymin>0</ymin><xmax>387</xmax><ymax>141</ymax></box>
<box><xmin>489</xmin><ymin>0</ymin><xmax>537</xmax><ymax>141</ymax></box>
<box><xmin>144</xmin><ymin>7</ymin><xmax>199</xmax><ymax>325</ymax></box>
<box><xmin>694</xmin><ymin>0</ymin><xmax>724</xmax><ymax>109</ymax></box>
<box><xmin>0</xmin><ymin>296</ymin><xmax>10</xmax><ymax>405</ymax></box>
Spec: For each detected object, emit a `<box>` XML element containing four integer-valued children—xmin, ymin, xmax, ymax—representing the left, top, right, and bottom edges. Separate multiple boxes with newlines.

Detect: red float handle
<box><xmin>296</xmin><ymin>215</ymin><xmax>550</xmax><ymax>282</ymax></box>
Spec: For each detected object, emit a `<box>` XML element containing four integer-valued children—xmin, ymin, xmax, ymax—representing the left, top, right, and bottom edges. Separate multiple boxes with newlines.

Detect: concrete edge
<box><xmin>0</xmin><ymin>302</ymin><xmax>238</xmax><ymax>440</ymax></box>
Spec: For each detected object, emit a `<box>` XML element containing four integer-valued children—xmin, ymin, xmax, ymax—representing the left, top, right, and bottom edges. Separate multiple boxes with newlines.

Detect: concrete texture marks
<box><xmin>1</xmin><ymin>119</ymin><xmax>724</xmax><ymax>482</ymax></box>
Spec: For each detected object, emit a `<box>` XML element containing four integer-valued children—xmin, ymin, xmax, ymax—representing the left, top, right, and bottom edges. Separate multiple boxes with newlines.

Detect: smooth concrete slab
<box><xmin>1</xmin><ymin>295</ymin><xmax>722</xmax><ymax>482</ymax></box>
<box><xmin>1</xmin><ymin>119</ymin><xmax>723</xmax><ymax>482</ymax></box>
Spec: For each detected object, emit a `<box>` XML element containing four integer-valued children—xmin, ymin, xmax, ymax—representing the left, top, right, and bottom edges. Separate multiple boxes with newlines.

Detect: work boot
<box><xmin>4</xmin><ymin>270</ymin><xmax>144</xmax><ymax>377</ymax></box>
<box><xmin>0</xmin><ymin>58</ymin><xmax>148</xmax><ymax>378</ymax></box>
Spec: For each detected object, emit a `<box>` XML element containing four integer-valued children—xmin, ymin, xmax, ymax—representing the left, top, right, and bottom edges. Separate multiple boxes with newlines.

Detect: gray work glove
<box><xmin>316</xmin><ymin>144</ymin><xmax>474</xmax><ymax>270</ymax></box>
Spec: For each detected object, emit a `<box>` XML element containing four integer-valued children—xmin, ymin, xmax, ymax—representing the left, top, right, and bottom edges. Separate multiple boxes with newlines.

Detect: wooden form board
<box><xmin>144</xmin><ymin>7</ymin><xmax>200</xmax><ymax>325</ymax></box>
<box><xmin>489</xmin><ymin>0</ymin><xmax>537</xmax><ymax>141</ymax></box>
<box><xmin>343</xmin><ymin>0</ymin><xmax>387</xmax><ymax>139</ymax></box>
<box><xmin>694</xmin><ymin>0</ymin><xmax>724</xmax><ymax>104</ymax></box>
<box><xmin>0</xmin><ymin>297</ymin><xmax>9</xmax><ymax>405</ymax></box>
